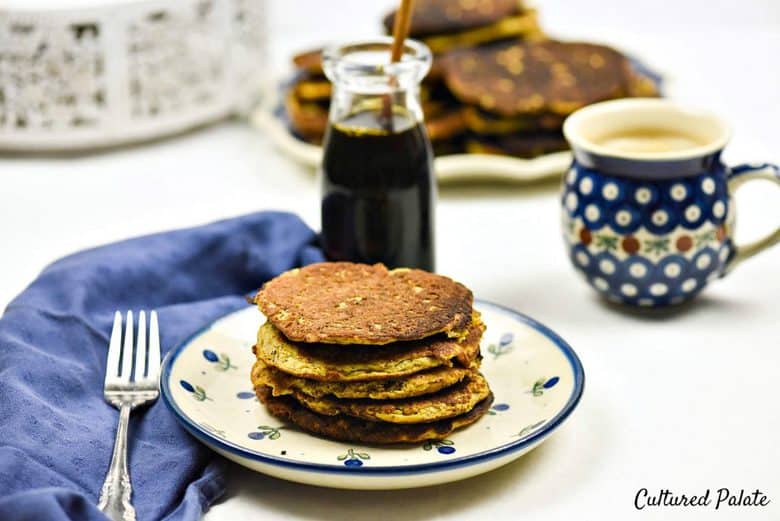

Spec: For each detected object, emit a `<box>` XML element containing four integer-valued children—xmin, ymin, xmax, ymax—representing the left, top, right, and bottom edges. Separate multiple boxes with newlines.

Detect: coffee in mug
<box><xmin>560</xmin><ymin>98</ymin><xmax>779</xmax><ymax>307</ymax></box>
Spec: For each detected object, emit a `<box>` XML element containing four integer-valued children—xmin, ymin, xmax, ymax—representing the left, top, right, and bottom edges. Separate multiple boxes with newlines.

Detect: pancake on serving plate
<box><xmin>254</xmin><ymin>262</ymin><xmax>473</xmax><ymax>345</ymax></box>
<box><xmin>253</xmin><ymin>360</ymin><xmax>473</xmax><ymax>400</ymax></box>
<box><xmin>382</xmin><ymin>0</ymin><xmax>543</xmax><ymax>54</ymax></box>
<box><xmin>284</xmin><ymin>88</ymin><xmax>329</xmax><ymax>144</ymax></box>
<box><xmin>443</xmin><ymin>40</ymin><xmax>637</xmax><ymax>117</ymax></box>
<box><xmin>292</xmin><ymin>48</ymin><xmax>324</xmax><ymax>75</ymax></box>
<box><xmin>273</xmin><ymin>372</ymin><xmax>491</xmax><ymax>424</ymax></box>
<box><xmin>253</xmin><ymin>313</ymin><xmax>483</xmax><ymax>381</ymax></box>
<box><xmin>250</xmin><ymin>262</ymin><xmax>495</xmax><ymax>444</ymax></box>
<box><xmin>292</xmin><ymin>76</ymin><xmax>332</xmax><ymax>102</ymax></box>
<box><xmin>465</xmin><ymin>132</ymin><xmax>569</xmax><ymax>158</ymax></box>
<box><xmin>256</xmin><ymin>385</ymin><xmax>495</xmax><ymax>444</ymax></box>
<box><xmin>285</xmin><ymin>49</ymin><xmax>468</xmax><ymax>151</ymax></box>
<box><xmin>283</xmin><ymin>2</ymin><xmax>544</xmax><ymax>152</ymax></box>
<box><xmin>442</xmin><ymin>39</ymin><xmax>659</xmax><ymax>156</ymax></box>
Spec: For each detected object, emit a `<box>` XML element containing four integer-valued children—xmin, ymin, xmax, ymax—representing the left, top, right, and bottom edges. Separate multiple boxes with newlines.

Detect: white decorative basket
<box><xmin>0</xmin><ymin>0</ymin><xmax>266</xmax><ymax>151</ymax></box>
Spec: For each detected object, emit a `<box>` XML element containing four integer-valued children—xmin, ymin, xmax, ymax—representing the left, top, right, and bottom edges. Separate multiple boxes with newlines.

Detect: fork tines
<box><xmin>105</xmin><ymin>311</ymin><xmax>160</xmax><ymax>389</ymax></box>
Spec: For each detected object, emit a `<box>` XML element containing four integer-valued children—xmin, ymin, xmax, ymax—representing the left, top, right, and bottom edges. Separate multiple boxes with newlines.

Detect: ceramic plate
<box><xmin>160</xmin><ymin>300</ymin><xmax>585</xmax><ymax>490</ymax></box>
<box><xmin>249</xmin><ymin>59</ymin><xmax>661</xmax><ymax>184</ymax></box>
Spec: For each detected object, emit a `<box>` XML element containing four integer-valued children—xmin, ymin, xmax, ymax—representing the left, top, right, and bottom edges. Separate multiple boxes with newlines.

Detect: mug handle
<box><xmin>725</xmin><ymin>162</ymin><xmax>780</xmax><ymax>272</ymax></box>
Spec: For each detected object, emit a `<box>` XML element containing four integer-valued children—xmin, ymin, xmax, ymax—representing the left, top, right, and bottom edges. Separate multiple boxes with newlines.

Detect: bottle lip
<box><xmin>323</xmin><ymin>37</ymin><xmax>432</xmax><ymax>84</ymax></box>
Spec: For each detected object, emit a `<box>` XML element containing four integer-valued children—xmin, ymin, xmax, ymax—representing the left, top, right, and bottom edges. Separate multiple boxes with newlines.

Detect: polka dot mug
<box><xmin>561</xmin><ymin>99</ymin><xmax>779</xmax><ymax>307</ymax></box>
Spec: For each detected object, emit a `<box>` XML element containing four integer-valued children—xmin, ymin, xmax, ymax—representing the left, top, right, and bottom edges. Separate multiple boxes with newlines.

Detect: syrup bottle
<box><xmin>320</xmin><ymin>38</ymin><xmax>435</xmax><ymax>271</ymax></box>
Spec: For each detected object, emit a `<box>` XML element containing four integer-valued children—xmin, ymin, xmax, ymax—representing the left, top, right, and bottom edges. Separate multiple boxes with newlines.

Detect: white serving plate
<box><xmin>160</xmin><ymin>299</ymin><xmax>585</xmax><ymax>490</ymax></box>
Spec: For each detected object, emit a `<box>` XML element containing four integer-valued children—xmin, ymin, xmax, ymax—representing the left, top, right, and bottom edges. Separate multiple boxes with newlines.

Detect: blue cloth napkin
<box><xmin>0</xmin><ymin>212</ymin><xmax>324</xmax><ymax>521</ymax></box>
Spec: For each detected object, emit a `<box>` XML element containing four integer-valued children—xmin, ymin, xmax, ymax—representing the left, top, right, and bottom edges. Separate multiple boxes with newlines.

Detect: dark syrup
<box><xmin>320</xmin><ymin>109</ymin><xmax>435</xmax><ymax>271</ymax></box>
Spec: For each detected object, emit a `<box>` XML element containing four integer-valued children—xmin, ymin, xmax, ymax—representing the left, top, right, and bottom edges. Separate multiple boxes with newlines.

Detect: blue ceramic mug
<box><xmin>561</xmin><ymin>99</ymin><xmax>779</xmax><ymax>307</ymax></box>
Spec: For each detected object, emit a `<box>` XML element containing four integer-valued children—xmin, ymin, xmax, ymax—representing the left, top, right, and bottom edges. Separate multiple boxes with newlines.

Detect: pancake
<box><xmin>255</xmin><ymin>262</ymin><xmax>474</xmax><ymax>345</ymax></box>
<box><xmin>463</xmin><ymin>106</ymin><xmax>565</xmax><ymax>135</ymax></box>
<box><xmin>293</xmin><ymin>77</ymin><xmax>332</xmax><ymax>102</ymax></box>
<box><xmin>383</xmin><ymin>0</ymin><xmax>525</xmax><ymax>38</ymax></box>
<box><xmin>427</xmin><ymin>58</ymin><xmax>447</xmax><ymax>81</ymax></box>
<box><xmin>384</xmin><ymin>1</ymin><xmax>543</xmax><ymax>54</ymax></box>
<box><xmin>256</xmin><ymin>385</ymin><xmax>494</xmax><ymax>444</ymax></box>
<box><xmin>284</xmin><ymin>91</ymin><xmax>328</xmax><ymax>142</ymax></box>
<box><xmin>254</xmin><ymin>313</ymin><xmax>484</xmax><ymax>382</ymax></box>
<box><xmin>443</xmin><ymin>40</ymin><xmax>632</xmax><ymax>117</ymax></box>
<box><xmin>292</xmin><ymin>48</ymin><xmax>324</xmax><ymax>74</ymax></box>
<box><xmin>431</xmin><ymin>137</ymin><xmax>466</xmax><ymax>156</ymax></box>
<box><xmin>465</xmin><ymin>132</ymin><xmax>568</xmax><ymax>158</ymax></box>
<box><xmin>419</xmin><ymin>13</ymin><xmax>543</xmax><ymax>54</ymax></box>
<box><xmin>425</xmin><ymin>108</ymin><xmax>467</xmax><ymax>142</ymax></box>
<box><xmin>253</xmin><ymin>360</ymin><xmax>474</xmax><ymax>400</ymax></box>
<box><xmin>286</xmin><ymin>372</ymin><xmax>491</xmax><ymax>424</ymax></box>
<box><xmin>627</xmin><ymin>71</ymin><xmax>660</xmax><ymax>97</ymax></box>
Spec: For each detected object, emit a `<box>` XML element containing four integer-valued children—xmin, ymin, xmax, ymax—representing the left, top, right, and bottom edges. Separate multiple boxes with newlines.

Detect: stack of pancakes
<box><xmin>284</xmin><ymin>0</ymin><xmax>658</xmax><ymax>158</ymax></box>
<box><xmin>445</xmin><ymin>40</ymin><xmax>659</xmax><ymax>157</ymax></box>
<box><xmin>285</xmin><ymin>0</ymin><xmax>543</xmax><ymax>154</ymax></box>
<box><xmin>284</xmin><ymin>50</ymin><xmax>331</xmax><ymax>145</ymax></box>
<box><xmin>383</xmin><ymin>0</ymin><xmax>544</xmax><ymax>154</ymax></box>
<box><xmin>284</xmin><ymin>48</ymin><xmax>472</xmax><ymax>154</ymax></box>
<box><xmin>251</xmin><ymin>262</ymin><xmax>494</xmax><ymax>444</ymax></box>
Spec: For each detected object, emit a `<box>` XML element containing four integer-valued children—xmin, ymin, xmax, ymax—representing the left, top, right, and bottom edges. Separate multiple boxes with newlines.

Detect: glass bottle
<box><xmin>320</xmin><ymin>38</ymin><xmax>436</xmax><ymax>271</ymax></box>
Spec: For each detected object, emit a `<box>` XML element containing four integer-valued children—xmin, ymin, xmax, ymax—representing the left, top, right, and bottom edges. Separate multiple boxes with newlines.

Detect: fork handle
<box><xmin>98</xmin><ymin>404</ymin><xmax>136</xmax><ymax>521</ymax></box>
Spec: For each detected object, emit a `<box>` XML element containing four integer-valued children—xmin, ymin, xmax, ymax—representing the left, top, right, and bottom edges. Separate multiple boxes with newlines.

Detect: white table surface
<box><xmin>2</xmin><ymin>1</ymin><xmax>779</xmax><ymax>519</ymax></box>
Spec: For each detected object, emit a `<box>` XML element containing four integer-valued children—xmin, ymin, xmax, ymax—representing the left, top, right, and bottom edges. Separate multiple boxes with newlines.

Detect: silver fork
<box><xmin>98</xmin><ymin>310</ymin><xmax>161</xmax><ymax>521</ymax></box>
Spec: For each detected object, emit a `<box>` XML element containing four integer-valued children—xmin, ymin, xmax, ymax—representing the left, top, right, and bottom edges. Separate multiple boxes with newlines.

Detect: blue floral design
<box><xmin>247</xmin><ymin>425</ymin><xmax>284</xmax><ymax>440</ymax></box>
<box><xmin>529</xmin><ymin>376</ymin><xmax>559</xmax><ymax>396</ymax></box>
<box><xmin>487</xmin><ymin>332</ymin><xmax>514</xmax><ymax>359</ymax></box>
<box><xmin>236</xmin><ymin>391</ymin><xmax>255</xmax><ymax>399</ymax></box>
<box><xmin>423</xmin><ymin>439</ymin><xmax>456</xmax><ymax>454</ymax></box>
<box><xmin>337</xmin><ymin>448</ymin><xmax>370</xmax><ymax>467</ymax></box>
<box><xmin>203</xmin><ymin>349</ymin><xmax>237</xmax><ymax>371</ymax></box>
<box><xmin>179</xmin><ymin>380</ymin><xmax>211</xmax><ymax>401</ymax></box>
<box><xmin>487</xmin><ymin>403</ymin><xmax>510</xmax><ymax>415</ymax></box>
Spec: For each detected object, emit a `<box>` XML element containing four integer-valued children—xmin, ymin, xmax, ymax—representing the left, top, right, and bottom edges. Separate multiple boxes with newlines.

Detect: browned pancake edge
<box><xmin>255</xmin><ymin>262</ymin><xmax>474</xmax><ymax>344</ymax></box>
<box><xmin>256</xmin><ymin>384</ymin><xmax>494</xmax><ymax>444</ymax></box>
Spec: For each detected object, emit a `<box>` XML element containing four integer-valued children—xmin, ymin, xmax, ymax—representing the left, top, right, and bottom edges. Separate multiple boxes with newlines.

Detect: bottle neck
<box><xmin>329</xmin><ymin>83</ymin><xmax>424</xmax><ymax>132</ymax></box>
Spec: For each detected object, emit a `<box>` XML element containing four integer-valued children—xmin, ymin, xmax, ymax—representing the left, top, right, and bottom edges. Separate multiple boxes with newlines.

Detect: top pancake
<box><xmin>443</xmin><ymin>40</ymin><xmax>631</xmax><ymax>117</ymax></box>
<box><xmin>255</xmin><ymin>262</ymin><xmax>473</xmax><ymax>344</ymax></box>
<box><xmin>292</xmin><ymin>48</ymin><xmax>324</xmax><ymax>75</ymax></box>
<box><xmin>383</xmin><ymin>0</ymin><xmax>524</xmax><ymax>38</ymax></box>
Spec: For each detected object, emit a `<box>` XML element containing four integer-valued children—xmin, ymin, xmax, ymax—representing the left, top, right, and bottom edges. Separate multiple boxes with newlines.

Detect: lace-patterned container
<box><xmin>0</xmin><ymin>0</ymin><xmax>266</xmax><ymax>151</ymax></box>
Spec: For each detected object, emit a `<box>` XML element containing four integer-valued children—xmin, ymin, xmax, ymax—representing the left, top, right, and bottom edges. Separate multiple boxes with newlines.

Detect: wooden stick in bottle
<box><xmin>381</xmin><ymin>0</ymin><xmax>415</xmax><ymax>132</ymax></box>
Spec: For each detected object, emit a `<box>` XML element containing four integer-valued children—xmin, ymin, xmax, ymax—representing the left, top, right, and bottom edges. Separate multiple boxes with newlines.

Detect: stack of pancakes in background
<box><xmin>446</xmin><ymin>40</ymin><xmax>659</xmax><ymax>157</ymax></box>
<box><xmin>284</xmin><ymin>0</ymin><xmax>658</xmax><ymax>158</ymax></box>
<box><xmin>284</xmin><ymin>50</ymin><xmax>332</xmax><ymax>145</ymax></box>
<box><xmin>286</xmin><ymin>0</ymin><xmax>542</xmax><ymax>153</ymax></box>
<box><xmin>383</xmin><ymin>0</ymin><xmax>544</xmax><ymax>155</ymax></box>
<box><xmin>251</xmin><ymin>262</ymin><xmax>494</xmax><ymax>444</ymax></box>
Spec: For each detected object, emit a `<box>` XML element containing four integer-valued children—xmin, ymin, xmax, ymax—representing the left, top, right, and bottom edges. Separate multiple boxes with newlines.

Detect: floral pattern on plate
<box><xmin>160</xmin><ymin>300</ymin><xmax>584</xmax><ymax>489</ymax></box>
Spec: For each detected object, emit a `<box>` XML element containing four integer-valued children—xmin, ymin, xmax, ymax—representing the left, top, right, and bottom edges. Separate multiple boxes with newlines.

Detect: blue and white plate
<box><xmin>160</xmin><ymin>300</ymin><xmax>585</xmax><ymax>490</ymax></box>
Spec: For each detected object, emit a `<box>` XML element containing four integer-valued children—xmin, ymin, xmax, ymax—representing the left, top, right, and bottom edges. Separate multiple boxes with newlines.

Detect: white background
<box><xmin>1</xmin><ymin>1</ymin><xmax>779</xmax><ymax>519</ymax></box>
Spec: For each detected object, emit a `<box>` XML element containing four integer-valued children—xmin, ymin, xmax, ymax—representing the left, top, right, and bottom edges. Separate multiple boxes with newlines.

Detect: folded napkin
<box><xmin>0</xmin><ymin>212</ymin><xmax>324</xmax><ymax>521</ymax></box>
